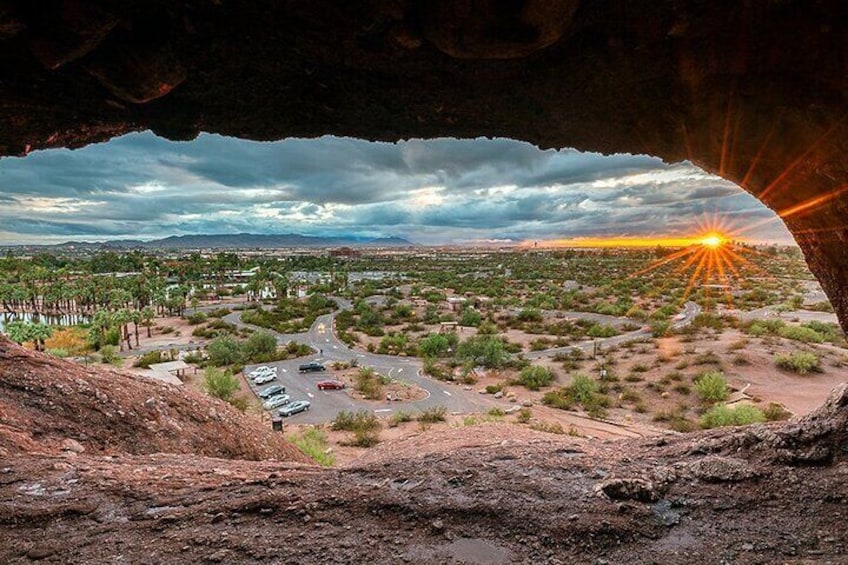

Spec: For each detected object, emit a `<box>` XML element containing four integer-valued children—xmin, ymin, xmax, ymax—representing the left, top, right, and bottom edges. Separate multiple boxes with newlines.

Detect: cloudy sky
<box><xmin>0</xmin><ymin>133</ymin><xmax>793</xmax><ymax>245</ymax></box>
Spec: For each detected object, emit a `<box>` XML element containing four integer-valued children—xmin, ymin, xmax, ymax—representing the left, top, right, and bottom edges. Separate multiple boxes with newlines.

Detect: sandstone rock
<box><xmin>596</xmin><ymin>477</ymin><xmax>659</xmax><ymax>502</ymax></box>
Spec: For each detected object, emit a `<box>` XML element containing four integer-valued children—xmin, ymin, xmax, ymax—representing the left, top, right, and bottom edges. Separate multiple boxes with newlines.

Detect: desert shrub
<box><xmin>763</xmin><ymin>402</ymin><xmax>792</xmax><ymax>421</ymax></box>
<box><xmin>587</xmin><ymin>324</ymin><xmax>618</xmax><ymax>338</ymax></box>
<box><xmin>516</xmin><ymin>408</ymin><xmax>532</xmax><ymax>423</ymax></box>
<box><xmin>529</xmin><ymin>421</ymin><xmax>565</xmax><ymax>434</ymax></box>
<box><xmin>351</xmin><ymin>428</ymin><xmax>381</xmax><ymax>447</ymax></box>
<box><xmin>455</xmin><ymin>335</ymin><xmax>508</xmax><ymax>368</ymax></box>
<box><xmin>516</xmin><ymin>365</ymin><xmax>554</xmax><ymax>390</ymax></box>
<box><xmin>631</xmin><ymin>363</ymin><xmax>649</xmax><ymax>373</ymax></box>
<box><xmin>693</xmin><ymin>350</ymin><xmax>721</xmax><ymax>365</ymax></box>
<box><xmin>202</xmin><ymin>367</ymin><xmax>240</xmax><ymax>401</ymax></box>
<box><xmin>133</xmin><ymin>350</ymin><xmax>165</xmax><ymax>368</ymax></box>
<box><xmin>518</xmin><ymin>308</ymin><xmax>543</xmax><ymax>322</ymax></box>
<box><xmin>485</xmin><ymin>383</ymin><xmax>503</xmax><ymax>394</ymax></box>
<box><xmin>700</xmin><ymin>404</ymin><xmax>766</xmax><ymax>428</ymax></box>
<box><xmin>418</xmin><ymin>333</ymin><xmax>454</xmax><ymax>357</ymax></box>
<box><xmin>569</xmin><ymin>374</ymin><xmax>599</xmax><ymax>403</ymax></box>
<box><xmin>417</xmin><ymin>405</ymin><xmax>447</xmax><ymax>423</ymax></box>
<box><xmin>487</xmin><ymin>407</ymin><xmax>505</xmax><ymax>417</ymax></box>
<box><xmin>774</xmin><ymin>351</ymin><xmax>821</xmax><ymax>374</ymax></box>
<box><xmin>242</xmin><ymin>331</ymin><xmax>278</xmax><ymax>361</ymax></box>
<box><xmin>650</xmin><ymin>321</ymin><xmax>671</xmax><ymax>338</ymax></box>
<box><xmin>542</xmin><ymin>389</ymin><xmax>574</xmax><ymax>410</ymax></box>
<box><xmin>693</xmin><ymin>370</ymin><xmax>729</xmax><ymax>402</ymax></box>
<box><xmin>669</xmin><ymin>417</ymin><xmax>696</xmax><ymax>433</ymax></box>
<box><xmin>206</xmin><ymin>335</ymin><xmax>243</xmax><ymax>366</ymax></box>
<box><xmin>185</xmin><ymin>312</ymin><xmax>207</xmax><ymax>325</ymax></box>
<box><xmin>99</xmin><ymin>345</ymin><xmax>120</xmax><ymax>365</ymax></box>
<box><xmin>46</xmin><ymin>348</ymin><xmax>69</xmax><ymax>358</ymax></box>
<box><xmin>620</xmin><ymin>389</ymin><xmax>641</xmax><ymax>403</ymax></box>
<box><xmin>332</xmin><ymin>410</ymin><xmax>380</xmax><ymax>432</ymax></box>
<box><xmin>354</xmin><ymin>367</ymin><xmax>385</xmax><ymax>400</ymax></box>
<box><xmin>388</xmin><ymin>411</ymin><xmax>413</xmax><ymax>427</ymax></box>
<box><xmin>778</xmin><ymin>325</ymin><xmax>824</xmax><ymax>344</ymax></box>
<box><xmin>673</xmin><ymin>384</ymin><xmax>691</xmax><ymax>395</ymax></box>
<box><xmin>287</xmin><ymin>427</ymin><xmax>335</xmax><ymax>467</ymax></box>
<box><xmin>423</xmin><ymin>357</ymin><xmax>453</xmax><ymax>381</ymax></box>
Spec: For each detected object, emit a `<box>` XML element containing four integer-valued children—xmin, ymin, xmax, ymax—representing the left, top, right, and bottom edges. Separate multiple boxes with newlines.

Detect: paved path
<box><xmin>526</xmin><ymin>302</ymin><xmax>701</xmax><ymax>360</ymax></box>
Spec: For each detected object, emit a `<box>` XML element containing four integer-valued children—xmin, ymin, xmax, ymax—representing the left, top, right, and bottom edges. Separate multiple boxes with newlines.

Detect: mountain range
<box><xmin>12</xmin><ymin>233</ymin><xmax>415</xmax><ymax>250</ymax></box>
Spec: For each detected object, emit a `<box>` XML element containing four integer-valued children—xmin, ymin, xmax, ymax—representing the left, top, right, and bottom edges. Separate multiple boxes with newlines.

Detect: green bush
<box><xmin>202</xmin><ymin>367</ymin><xmax>240</xmax><ymax>402</ymax></box>
<box><xmin>455</xmin><ymin>335</ymin><xmax>508</xmax><ymax>368</ymax></box>
<box><xmin>206</xmin><ymin>335</ymin><xmax>243</xmax><ymax>366</ymax></box>
<box><xmin>774</xmin><ymin>351</ymin><xmax>821</xmax><ymax>374</ymax></box>
<box><xmin>242</xmin><ymin>331</ymin><xmax>278</xmax><ymax>361</ymax></box>
<box><xmin>700</xmin><ymin>404</ymin><xmax>766</xmax><ymax>428</ymax></box>
<box><xmin>388</xmin><ymin>411</ymin><xmax>413</xmax><ymax>427</ymax></box>
<box><xmin>186</xmin><ymin>312</ymin><xmax>207</xmax><ymax>325</ymax></box>
<box><xmin>516</xmin><ymin>408</ymin><xmax>532</xmax><ymax>423</ymax></box>
<box><xmin>693</xmin><ymin>370</ymin><xmax>729</xmax><ymax>402</ymax></box>
<box><xmin>417</xmin><ymin>405</ymin><xmax>447</xmax><ymax>423</ymax></box>
<box><xmin>354</xmin><ymin>367</ymin><xmax>385</xmax><ymax>400</ymax></box>
<box><xmin>516</xmin><ymin>365</ymin><xmax>554</xmax><ymax>390</ymax></box>
<box><xmin>569</xmin><ymin>374</ymin><xmax>599</xmax><ymax>404</ymax></box>
<box><xmin>778</xmin><ymin>325</ymin><xmax>824</xmax><ymax>344</ymax></box>
<box><xmin>418</xmin><ymin>333</ymin><xmax>454</xmax><ymax>358</ymax></box>
<box><xmin>99</xmin><ymin>345</ymin><xmax>120</xmax><ymax>365</ymax></box>
<box><xmin>332</xmin><ymin>409</ymin><xmax>380</xmax><ymax>432</ymax></box>
<box><xmin>587</xmin><ymin>324</ymin><xmax>618</xmax><ymax>338</ymax></box>
<box><xmin>133</xmin><ymin>349</ymin><xmax>165</xmax><ymax>368</ymax></box>
<box><xmin>541</xmin><ymin>388</ymin><xmax>575</xmax><ymax>410</ymax></box>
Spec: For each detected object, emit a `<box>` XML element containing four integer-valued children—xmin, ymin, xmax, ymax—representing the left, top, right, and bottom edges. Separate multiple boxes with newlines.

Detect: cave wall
<box><xmin>0</xmin><ymin>0</ymin><xmax>847</xmax><ymax>328</ymax></box>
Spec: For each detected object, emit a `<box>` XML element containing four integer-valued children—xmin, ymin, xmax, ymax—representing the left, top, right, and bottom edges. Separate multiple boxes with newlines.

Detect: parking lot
<box><xmin>244</xmin><ymin>357</ymin><xmax>374</xmax><ymax>424</ymax></box>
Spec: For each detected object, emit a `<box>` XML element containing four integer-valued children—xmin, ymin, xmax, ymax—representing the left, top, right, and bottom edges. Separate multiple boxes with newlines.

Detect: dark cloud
<box><xmin>0</xmin><ymin>133</ymin><xmax>793</xmax><ymax>245</ymax></box>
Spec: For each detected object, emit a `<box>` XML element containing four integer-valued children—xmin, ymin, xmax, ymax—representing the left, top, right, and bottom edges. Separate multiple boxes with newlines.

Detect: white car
<box><xmin>263</xmin><ymin>394</ymin><xmax>291</xmax><ymax>410</ymax></box>
<box><xmin>248</xmin><ymin>366</ymin><xmax>276</xmax><ymax>378</ymax></box>
<box><xmin>253</xmin><ymin>373</ymin><xmax>276</xmax><ymax>385</ymax></box>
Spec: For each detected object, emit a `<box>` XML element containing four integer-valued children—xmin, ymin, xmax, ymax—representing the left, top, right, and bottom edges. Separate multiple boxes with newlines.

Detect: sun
<box><xmin>699</xmin><ymin>233</ymin><xmax>726</xmax><ymax>249</ymax></box>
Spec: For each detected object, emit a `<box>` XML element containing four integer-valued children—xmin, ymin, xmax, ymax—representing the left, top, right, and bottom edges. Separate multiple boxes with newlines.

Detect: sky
<box><xmin>0</xmin><ymin>132</ymin><xmax>794</xmax><ymax>246</ymax></box>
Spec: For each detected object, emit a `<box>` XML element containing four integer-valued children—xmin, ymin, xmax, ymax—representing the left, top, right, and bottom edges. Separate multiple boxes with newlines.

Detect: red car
<box><xmin>317</xmin><ymin>379</ymin><xmax>345</xmax><ymax>390</ymax></box>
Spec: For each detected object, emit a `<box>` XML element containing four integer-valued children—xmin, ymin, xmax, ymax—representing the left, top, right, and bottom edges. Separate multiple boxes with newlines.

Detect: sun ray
<box><xmin>719</xmin><ymin>84</ymin><xmax>736</xmax><ymax>177</ymax></box>
<box><xmin>740</xmin><ymin>113</ymin><xmax>782</xmax><ymax>188</ymax></box>
<box><xmin>758</xmin><ymin>114</ymin><xmax>847</xmax><ymax>201</ymax></box>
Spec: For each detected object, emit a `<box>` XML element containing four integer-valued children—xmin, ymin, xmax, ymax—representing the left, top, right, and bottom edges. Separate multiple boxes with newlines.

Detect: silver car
<box><xmin>262</xmin><ymin>394</ymin><xmax>291</xmax><ymax>410</ymax></box>
<box><xmin>278</xmin><ymin>400</ymin><xmax>311</xmax><ymax>417</ymax></box>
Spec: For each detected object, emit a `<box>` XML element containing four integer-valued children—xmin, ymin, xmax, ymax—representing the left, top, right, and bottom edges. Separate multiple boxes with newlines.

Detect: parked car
<box><xmin>278</xmin><ymin>400</ymin><xmax>310</xmax><ymax>417</ymax></box>
<box><xmin>249</xmin><ymin>366</ymin><xmax>276</xmax><ymax>378</ymax></box>
<box><xmin>258</xmin><ymin>384</ymin><xmax>286</xmax><ymax>398</ymax></box>
<box><xmin>298</xmin><ymin>361</ymin><xmax>325</xmax><ymax>373</ymax></box>
<box><xmin>263</xmin><ymin>394</ymin><xmax>291</xmax><ymax>410</ymax></box>
<box><xmin>317</xmin><ymin>379</ymin><xmax>345</xmax><ymax>390</ymax></box>
<box><xmin>253</xmin><ymin>373</ymin><xmax>276</xmax><ymax>385</ymax></box>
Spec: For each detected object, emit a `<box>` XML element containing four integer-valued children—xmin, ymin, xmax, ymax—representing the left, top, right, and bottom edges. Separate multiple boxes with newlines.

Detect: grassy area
<box><xmin>287</xmin><ymin>427</ymin><xmax>336</xmax><ymax>466</ymax></box>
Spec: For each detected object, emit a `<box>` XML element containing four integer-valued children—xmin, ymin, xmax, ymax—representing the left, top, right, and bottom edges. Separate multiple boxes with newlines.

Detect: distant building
<box><xmin>329</xmin><ymin>247</ymin><xmax>361</xmax><ymax>258</ymax></box>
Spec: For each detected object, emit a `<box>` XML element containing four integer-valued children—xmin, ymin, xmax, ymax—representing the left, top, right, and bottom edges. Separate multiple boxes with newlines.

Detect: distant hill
<box><xmin>23</xmin><ymin>233</ymin><xmax>416</xmax><ymax>250</ymax></box>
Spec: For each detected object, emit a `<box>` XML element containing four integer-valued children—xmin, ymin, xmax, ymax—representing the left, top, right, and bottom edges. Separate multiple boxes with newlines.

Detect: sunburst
<box><xmin>627</xmin><ymin>216</ymin><xmax>768</xmax><ymax>308</ymax></box>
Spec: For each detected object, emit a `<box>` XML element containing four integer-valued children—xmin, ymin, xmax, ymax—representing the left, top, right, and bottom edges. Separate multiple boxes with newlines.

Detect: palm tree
<box><xmin>111</xmin><ymin>309</ymin><xmax>132</xmax><ymax>351</ymax></box>
<box><xmin>141</xmin><ymin>306</ymin><xmax>155</xmax><ymax>338</ymax></box>
<box><xmin>29</xmin><ymin>322</ymin><xmax>53</xmax><ymax>352</ymax></box>
<box><xmin>130</xmin><ymin>309</ymin><xmax>142</xmax><ymax>347</ymax></box>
